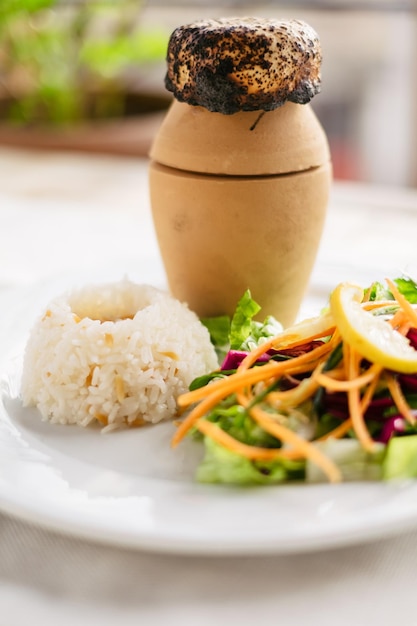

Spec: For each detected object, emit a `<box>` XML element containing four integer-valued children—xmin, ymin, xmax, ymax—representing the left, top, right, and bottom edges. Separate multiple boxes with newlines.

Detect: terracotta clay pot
<box><xmin>149</xmin><ymin>99</ymin><xmax>331</xmax><ymax>327</ymax></box>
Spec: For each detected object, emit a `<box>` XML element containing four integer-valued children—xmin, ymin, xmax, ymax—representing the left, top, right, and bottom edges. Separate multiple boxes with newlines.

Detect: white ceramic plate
<box><xmin>2</xmin><ymin>273</ymin><xmax>417</xmax><ymax>556</ymax></box>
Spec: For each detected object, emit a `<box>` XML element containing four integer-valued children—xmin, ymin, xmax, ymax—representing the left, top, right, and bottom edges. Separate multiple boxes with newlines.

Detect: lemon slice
<box><xmin>330</xmin><ymin>282</ymin><xmax>417</xmax><ymax>374</ymax></box>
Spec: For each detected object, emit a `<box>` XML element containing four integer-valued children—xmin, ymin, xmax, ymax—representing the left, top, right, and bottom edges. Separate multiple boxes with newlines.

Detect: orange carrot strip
<box><xmin>174</xmin><ymin>328</ymin><xmax>337</xmax><ymax>462</ymax></box>
<box><xmin>262</xmin><ymin>415</ymin><xmax>355</xmax><ymax>462</ymax></box>
<box><xmin>360</xmin><ymin>367</ymin><xmax>383</xmax><ymax>413</ymax></box>
<box><xmin>388</xmin><ymin>309</ymin><xmax>407</xmax><ymax>329</ymax></box>
<box><xmin>177</xmin><ymin>340</ymin><xmax>334</xmax><ymax>409</ymax></box>
<box><xmin>236</xmin><ymin>335</ymin><xmax>298</xmax><ymax>373</ymax></box>
<box><xmin>235</xmin><ymin>386</ymin><xmax>341</xmax><ymax>480</ymax></box>
<box><xmin>315</xmin><ymin>362</ymin><xmax>381</xmax><ymax>392</ymax></box>
<box><xmin>172</xmin><ymin>387</ymin><xmax>237</xmax><ymax>447</ymax></box>
<box><xmin>226</xmin><ymin>347</ymin><xmax>336</xmax><ymax>411</ymax></box>
<box><xmin>385</xmin><ymin>373</ymin><xmax>417</xmax><ymax>425</ymax></box>
<box><xmin>178</xmin><ymin>362</ymin><xmax>310</xmax><ymax>410</ymax></box>
<box><xmin>269</xmin><ymin>418</ymin><xmax>354</xmax><ymax>461</ymax></box>
<box><xmin>386</xmin><ymin>309</ymin><xmax>412</xmax><ymax>337</ymax></box>
<box><xmin>399</xmin><ymin>322</ymin><xmax>412</xmax><ymax>336</ymax></box>
<box><xmin>244</xmin><ymin>403</ymin><xmax>342</xmax><ymax>483</ymax></box>
<box><xmin>267</xmin><ymin>375</ymin><xmax>321</xmax><ymax>408</ymax></box>
<box><xmin>238</xmin><ymin>325</ymin><xmax>336</xmax><ymax>373</ymax></box>
<box><xmin>345</xmin><ymin>343</ymin><xmax>376</xmax><ymax>452</ymax></box>
<box><xmin>195</xmin><ymin>419</ymin><xmax>285</xmax><ymax>461</ymax></box>
<box><xmin>174</xmin><ymin>358</ymin><xmax>331</xmax><ymax>447</ymax></box>
<box><xmin>197</xmin><ymin>415</ymin><xmax>351</xmax><ymax>465</ymax></box>
<box><xmin>176</xmin><ymin>362</ymin><xmax>290</xmax><ymax>409</ymax></box>
<box><xmin>237</xmin><ymin>339</ymin><xmax>335</xmax><ymax>383</ymax></box>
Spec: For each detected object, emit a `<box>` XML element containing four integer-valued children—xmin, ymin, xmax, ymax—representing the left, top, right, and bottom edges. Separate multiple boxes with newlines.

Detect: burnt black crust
<box><xmin>164</xmin><ymin>18</ymin><xmax>322</xmax><ymax>114</ymax></box>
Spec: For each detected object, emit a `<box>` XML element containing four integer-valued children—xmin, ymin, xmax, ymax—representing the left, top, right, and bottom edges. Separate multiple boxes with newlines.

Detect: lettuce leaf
<box><xmin>200</xmin><ymin>314</ymin><xmax>230</xmax><ymax>350</ymax></box>
<box><xmin>204</xmin><ymin>400</ymin><xmax>280</xmax><ymax>449</ymax></box>
<box><xmin>230</xmin><ymin>290</ymin><xmax>282</xmax><ymax>351</ymax></box>
<box><xmin>201</xmin><ymin>290</ymin><xmax>282</xmax><ymax>363</ymax></box>
<box><xmin>366</xmin><ymin>281</ymin><xmax>393</xmax><ymax>302</ymax></box>
<box><xmin>393</xmin><ymin>277</ymin><xmax>417</xmax><ymax>303</ymax></box>
<box><xmin>229</xmin><ymin>290</ymin><xmax>261</xmax><ymax>349</ymax></box>
<box><xmin>196</xmin><ymin>437</ymin><xmax>304</xmax><ymax>485</ymax></box>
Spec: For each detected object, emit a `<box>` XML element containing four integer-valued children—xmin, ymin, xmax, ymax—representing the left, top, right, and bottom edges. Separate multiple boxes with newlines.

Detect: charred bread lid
<box><xmin>164</xmin><ymin>17</ymin><xmax>322</xmax><ymax>114</ymax></box>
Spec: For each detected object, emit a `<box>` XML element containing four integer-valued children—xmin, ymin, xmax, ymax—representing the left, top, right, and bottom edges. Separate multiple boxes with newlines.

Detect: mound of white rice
<box><xmin>21</xmin><ymin>280</ymin><xmax>218</xmax><ymax>430</ymax></box>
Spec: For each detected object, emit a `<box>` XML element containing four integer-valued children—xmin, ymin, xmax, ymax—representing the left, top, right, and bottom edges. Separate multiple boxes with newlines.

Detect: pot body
<box><xmin>149</xmin><ymin>100</ymin><xmax>331</xmax><ymax>327</ymax></box>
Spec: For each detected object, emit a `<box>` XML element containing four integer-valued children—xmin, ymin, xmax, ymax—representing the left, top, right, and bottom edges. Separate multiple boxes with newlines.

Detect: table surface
<box><xmin>1</xmin><ymin>146</ymin><xmax>417</xmax><ymax>625</ymax></box>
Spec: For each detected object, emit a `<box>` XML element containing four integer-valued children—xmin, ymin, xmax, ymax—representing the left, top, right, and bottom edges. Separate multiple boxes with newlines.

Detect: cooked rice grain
<box><xmin>21</xmin><ymin>280</ymin><xmax>218</xmax><ymax>428</ymax></box>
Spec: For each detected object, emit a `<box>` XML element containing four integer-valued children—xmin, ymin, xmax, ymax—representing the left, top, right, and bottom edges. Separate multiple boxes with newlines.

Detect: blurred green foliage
<box><xmin>0</xmin><ymin>0</ymin><xmax>168</xmax><ymax>124</ymax></box>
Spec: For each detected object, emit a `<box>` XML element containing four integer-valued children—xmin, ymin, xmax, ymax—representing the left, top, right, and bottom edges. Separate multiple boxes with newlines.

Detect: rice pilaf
<box><xmin>21</xmin><ymin>280</ymin><xmax>218</xmax><ymax>430</ymax></box>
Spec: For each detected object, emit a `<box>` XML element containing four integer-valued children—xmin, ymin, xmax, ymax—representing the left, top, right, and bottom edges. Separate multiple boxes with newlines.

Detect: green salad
<box><xmin>172</xmin><ymin>277</ymin><xmax>417</xmax><ymax>485</ymax></box>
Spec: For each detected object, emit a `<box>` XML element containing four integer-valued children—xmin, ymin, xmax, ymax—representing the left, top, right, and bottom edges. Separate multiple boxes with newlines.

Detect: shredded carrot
<box><xmin>385</xmin><ymin>373</ymin><xmax>417</xmax><ymax>425</ymax></box>
<box><xmin>242</xmin><ymin>402</ymin><xmax>342</xmax><ymax>483</ymax></box>
<box><xmin>176</xmin><ymin>365</ymin><xmax>276</xmax><ymax>409</ymax></box>
<box><xmin>195</xmin><ymin>419</ymin><xmax>288</xmax><ymax>461</ymax></box>
<box><xmin>398</xmin><ymin>321</ymin><xmax>412</xmax><ymax>336</ymax></box>
<box><xmin>197</xmin><ymin>414</ymin><xmax>348</xmax><ymax>467</ymax></box>
<box><xmin>276</xmin><ymin>419</ymin><xmax>354</xmax><ymax>461</ymax></box>
<box><xmin>238</xmin><ymin>322</ymin><xmax>335</xmax><ymax>373</ymax></box>
<box><xmin>173</xmin><ymin>335</ymin><xmax>338</xmax><ymax>449</ymax></box>
<box><xmin>174</xmin><ymin>321</ymin><xmax>361</xmax><ymax>477</ymax></box>
<box><xmin>173</xmin><ymin>359</ymin><xmax>326</xmax><ymax>447</ymax></box>
<box><xmin>172</xmin><ymin>385</ymin><xmax>239</xmax><ymax>447</ymax></box>
<box><xmin>388</xmin><ymin>308</ymin><xmax>407</xmax><ymax>329</ymax></box>
<box><xmin>360</xmin><ymin>366</ymin><xmax>383</xmax><ymax>413</ymax></box>
<box><xmin>177</xmin><ymin>340</ymin><xmax>334</xmax><ymax>410</ymax></box>
<box><xmin>315</xmin><ymin>362</ymin><xmax>381</xmax><ymax>392</ymax></box>
<box><xmin>387</xmin><ymin>309</ymin><xmax>412</xmax><ymax>337</ymax></box>
<box><xmin>345</xmin><ymin>343</ymin><xmax>376</xmax><ymax>452</ymax></box>
<box><xmin>267</xmin><ymin>374</ymin><xmax>322</xmax><ymax>409</ymax></box>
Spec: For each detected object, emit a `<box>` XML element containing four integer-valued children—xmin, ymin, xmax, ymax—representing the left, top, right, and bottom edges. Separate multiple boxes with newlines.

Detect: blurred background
<box><xmin>0</xmin><ymin>0</ymin><xmax>416</xmax><ymax>186</ymax></box>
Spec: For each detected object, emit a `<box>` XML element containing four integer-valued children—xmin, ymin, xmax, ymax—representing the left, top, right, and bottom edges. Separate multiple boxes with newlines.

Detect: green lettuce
<box><xmin>393</xmin><ymin>277</ymin><xmax>417</xmax><ymax>303</ymax></box>
<box><xmin>202</xmin><ymin>399</ymin><xmax>280</xmax><ymax>449</ymax></box>
<box><xmin>201</xmin><ymin>289</ymin><xmax>282</xmax><ymax>359</ymax></box>
<box><xmin>366</xmin><ymin>280</ymin><xmax>393</xmax><ymax>302</ymax></box>
<box><xmin>196</xmin><ymin>437</ymin><xmax>304</xmax><ymax>485</ymax></box>
<box><xmin>200</xmin><ymin>314</ymin><xmax>230</xmax><ymax>361</ymax></box>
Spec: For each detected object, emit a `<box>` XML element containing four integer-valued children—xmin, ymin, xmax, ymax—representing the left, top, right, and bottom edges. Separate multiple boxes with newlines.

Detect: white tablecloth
<box><xmin>1</xmin><ymin>147</ymin><xmax>417</xmax><ymax>626</ymax></box>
